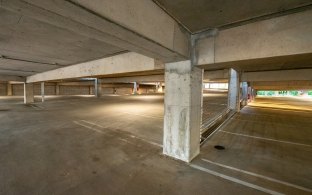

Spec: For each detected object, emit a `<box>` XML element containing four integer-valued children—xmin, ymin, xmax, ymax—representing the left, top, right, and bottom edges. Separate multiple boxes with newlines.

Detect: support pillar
<box><xmin>41</xmin><ymin>82</ymin><xmax>45</xmax><ymax>102</ymax></box>
<box><xmin>156</xmin><ymin>82</ymin><xmax>163</xmax><ymax>93</ymax></box>
<box><xmin>163</xmin><ymin>60</ymin><xmax>203</xmax><ymax>162</ymax></box>
<box><xmin>241</xmin><ymin>82</ymin><xmax>248</xmax><ymax>106</ymax></box>
<box><xmin>7</xmin><ymin>83</ymin><xmax>12</xmax><ymax>96</ymax></box>
<box><xmin>247</xmin><ymin>85</ymin><xmax>252</xmax><ymax>102</ymax></box>
<box><xmin>94</xmin><ymin>79</ymin><xmax>102</xmax><ymax>97</ymax></box>
<box><xmin>133</xmin><ymin>82</ymin><xmax>138</xmax><ymax>94</ymax></box>
<box><xmin>228</xmin><ymin>68</ymin><xmax>240</xmax><ymax>112</ymax></box>
<box><xmin>24</xmin><ymin>83</ymin><xmax>34</xmax><ymax>104</ymax></box>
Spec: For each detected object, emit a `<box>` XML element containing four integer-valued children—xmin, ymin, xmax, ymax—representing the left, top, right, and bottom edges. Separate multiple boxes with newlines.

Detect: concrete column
<box><xmin>56</xmin><ymin>83</ymin><xmax>60</xmax><ymax>95</ymax></box>
<box><xmin>156</xmin><ymin>82</ymin><xmax>163</xmax><ymax>93</ymax></box>
<box><xmin>94</xmin><ymin>79</ymin><xmax>102</xmax><ymax>97</ymax></box>
<box><xmin>163</xmin><ymin>60</ymin><xmax>203</xmax><ymax>162</ymax></box>
<box><xmin>228</xmin><ymin>68</ymin><xmax>240</xmax><ymax>111</ymax></box>
<box><xmin>24</xmin><ymin>83</ymin><xmax>34</xmax><ymax>104</ymax></box>
<box><xmin>41</xmin><ymin>82</ymin><xmax>45</xmax><ymax>102</ymax></box>
<box><xmin>7</xmin><ymin>83</ymin><xmax>12</xmax><ymax>96</ymax></box>
<box><xmin>241</xmin><ymin>82</ymin><xmax>248</xmax><ymax>106</ymax></box>
<box><xmin>247</xmin><ymin>85</ymin><xmax>252</xmax><ymax>102</ymax></box>
<box><xmin>133</xmin><ymin>82</ymin><xmax>138</xmax><ymax>94</ymax></box>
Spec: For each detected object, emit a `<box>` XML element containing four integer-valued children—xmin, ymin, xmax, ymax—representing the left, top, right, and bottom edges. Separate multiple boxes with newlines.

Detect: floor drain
<box><xmin>214</xmin><ymin>145</ymin><xmax>225</xmax><ymax>150</ymax></box>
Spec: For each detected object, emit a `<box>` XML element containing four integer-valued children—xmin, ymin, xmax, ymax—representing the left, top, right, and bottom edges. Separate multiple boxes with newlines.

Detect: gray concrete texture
<box><xmin>196</xmin><ymin>97</ymin><xmax>312</xmax><ymax>194</ymax></box>
<box><xmin>155</xmin><ymin>0</ymin><xmax>312</xmax><ymax>32</ymax></box>
<box><xmin>196</xmin><ymin>9</ymin><xmax>312</xmax><ymax>71</ymax></box>
<box><xmin>0</xmin><ymin>94</ymin><xmax>311</xmax><ymax>194</ymax></box>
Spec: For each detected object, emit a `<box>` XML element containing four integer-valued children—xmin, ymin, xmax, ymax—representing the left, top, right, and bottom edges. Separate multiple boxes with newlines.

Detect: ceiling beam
<box><xmin>1</xmin><ymin>0</ymin><xmax>190</xmax><ymax>63</ymax></box>
<box><xmin>0</xmin><ymin>75</ymin><xmax>26</xmax><ymax>82</ymax></box>
<box><xmin>242</xmin><ymin>69</ymin><xmax>312</xmax><ymax>82</ymax></box>
<box><xmin>194</xmin><ymin>10</ymin><xmax>312</xmax><ymax>71</ymax></box>
<box><xmin>26</xmin><ymin>52</ymin><xmax>164</xmax><ymax>83</ymax></box>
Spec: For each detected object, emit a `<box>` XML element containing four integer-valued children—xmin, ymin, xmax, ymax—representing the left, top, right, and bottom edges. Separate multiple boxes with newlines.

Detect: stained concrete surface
<box><xmin>1</xmin><ymin>95</ymin><xmax>310</xmax><ymax>194</ymax></box>
<box><xmin>0</xmin><ymin>94</ymin><xmax>264</xmax><ymax>195</ymax></box>
<box><xmin>196</xmin><ymin>96</ymin><xmax>312</xmax><ymax>194</ymax></box>
<box><xmin>202</xmin><ymin>92</ymin><xmax>228</xmax><ymax>123</ymax></box>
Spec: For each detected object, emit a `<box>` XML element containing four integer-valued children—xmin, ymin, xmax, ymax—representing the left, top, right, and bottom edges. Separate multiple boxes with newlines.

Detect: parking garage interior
<box><xmin>0</xmin><ymin>1</ymin><xmax>312</xmax><ymax>195</ymax></box>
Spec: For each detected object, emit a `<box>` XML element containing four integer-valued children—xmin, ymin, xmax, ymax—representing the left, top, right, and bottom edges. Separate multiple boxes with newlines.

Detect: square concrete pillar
<box><xmin>7</xmin><ymin>83</ymin><xmax>12</xmax><ymax>96</ymax></box>
<box><xmin>133</xmin><ymin>82</ymin><xmax>138</xmax><ymax>94</ymax></box>
<box><xmin>24</xmin><ymin>83</ymin><xmax>34</xmax><ymax>104</ymax></box>
<box><xmin>95</xmin><ymin>79</ymin><xmax>102</xmax><ymax>97</ymax></box>
<box><xmin>156</xmin><ymin>82</ymin><xmax>163</xmax><ymax>93</ymax></box>
<box><xmin>163</xmin><ymin>60</ymin><xmax>203</xmax><ymax>162</ymax></box>
<box><xmin>228</xmin><ymin>68</ymin><xmax>240</xmax><ymax>112</ymax></box>
<box><xmin>41</xmin><ymin>82</ymin><xmax>45</xmax><ymax>102</ymax></box>
<box><xmin>241</xmin><ymin>82</ymin><xmax>248</xmax><ymax>106</ymax></box>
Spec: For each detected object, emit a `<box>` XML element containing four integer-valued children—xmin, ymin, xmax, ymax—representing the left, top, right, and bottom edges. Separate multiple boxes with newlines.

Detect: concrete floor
<box><xmin>0</xmin><ymin>95</ymin><xmax>311</xmax><ymax>194</ymax></box>
<box><xmin>196</xmin><ymin>96</ymin><xmax>312</xmax><ymax>194</ymax></box>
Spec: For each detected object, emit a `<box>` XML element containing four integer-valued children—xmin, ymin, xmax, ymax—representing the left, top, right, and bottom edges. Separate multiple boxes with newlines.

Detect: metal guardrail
<box><xmin>200</xmin><ymin>107</ymin><xmax>236</xmax><ymax>145</ymax></box>
<box><xmin>200</xmin><ymin>107</ymin><xmax>230</xmax><ymax>134</ymax></box>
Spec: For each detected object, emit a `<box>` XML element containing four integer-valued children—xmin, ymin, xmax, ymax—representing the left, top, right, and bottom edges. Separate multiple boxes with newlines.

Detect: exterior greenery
<box><xmin>257</xmin><ymin>91</ymin><xmax>312</xmax><ymax>96</ymax></box>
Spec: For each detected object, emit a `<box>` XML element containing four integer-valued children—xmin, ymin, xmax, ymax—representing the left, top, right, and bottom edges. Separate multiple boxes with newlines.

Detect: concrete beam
<box><xmin>195</xmin><ymin>10</ymin><xmax>312</xmax><ymax>70</ymax></box>
<box><xmin>27</xmin><ymin>52</ymin><xmax>163</xmax><ymax>83</ymax></box>
<box><xmin>1</xmin><ymin>0</ymin><xmax>190</xmax><ymax>62</ymax></box>
<box><xmin>101</xmin><ymin>69</ymin><xmax>229</xmax><ymax>83</ymax></box>
<box><xmin>101</xmin><ymin>75</ymin><xmax>165</xmax><ymax>83</ymax></box>
<box><xmin>57</xmin><ymin>81</ymin><xmax>94</xmax><ymax>86</ymax></box>
<box><xmin>203</xmin><ymin>69</ymin><xmax>229</xmax><ymax>81</ymax></box>
<box><xmin>251</xmin><ymin>81</ymin><xmax>312</xmax><ymax>90</ymax></box>
<box><xmin>0</xmin><ymin>75</ymin><xmax>25</xmax><ymax>82</ymax></box>
<box><xmin>242</xmin><ymin>69</ymin><xmax>312</xmax><ymax>82</ymax></box>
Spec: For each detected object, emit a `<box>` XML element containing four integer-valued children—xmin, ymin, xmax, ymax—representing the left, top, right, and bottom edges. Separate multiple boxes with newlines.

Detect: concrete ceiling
<box><xmin>0</xmin><ymin>1</ymin><xmax>311</xmax><ymax>79</ymax></box>
<box><xmin>199</xmin><ymin>53</ymin><xmax>312</xmax><ymax>72</ymax></box>
<box><xmin>154</xmin><ymin>0</ymin><xmax>312</xmax><ymax>33</ymax></box>
<box><xmin>0</xmin><ymin>8</ymin><xmax>127</xmax><ymax>76</ymax></box>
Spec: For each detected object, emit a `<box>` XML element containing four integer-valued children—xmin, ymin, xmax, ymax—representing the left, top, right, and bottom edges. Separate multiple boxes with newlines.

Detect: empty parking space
<box><xmin>195</xmin><ymin>97</ymin><xmax>312</xmax><ymax>194</ymax></box>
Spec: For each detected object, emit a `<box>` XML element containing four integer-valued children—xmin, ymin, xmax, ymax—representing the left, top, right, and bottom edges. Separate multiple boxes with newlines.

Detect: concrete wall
<box><xmin>59</xmin><ymin>86</ymin><xmax>90</xmax><ymax>95</ymax></box>
<box><xmin>12</xmin><ymin>84</ymin><xmax>24</xmax><ymax>96</ymax></box>
<box><xmin>34</xmin><ymin>84</ymin><xmax>56</xmax><ymax>95</ymax></box>
<box><xmin>0</xmin><ymin>83</ymin><xmax>7</xmax><ymax>96</ymax></box>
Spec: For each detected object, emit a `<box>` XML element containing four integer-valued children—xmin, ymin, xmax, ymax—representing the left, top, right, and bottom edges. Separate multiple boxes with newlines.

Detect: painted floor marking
<box><xmin>230</xmin><ymin>118</ymin><xmax>304</xmax><ymax>127</ymax></box>
<box><xmin>120</xmin><ymin>111</ymin><xmax>163</xmax><ymax>119</ymax></box>
<box><xmin>189</xmin><ymin>164</ymin><xmax>283</xmax><ymax>195</ymax></box>
<box><xmin>75</xmin><ymin>120</ymin><xmax>162</xmax><ymax>148</ymax></box>
<box><xmin>219</xmin><ymin>130</ymin><xmax>312</xmax><ymax>147</ymax></box>
<box><xmin>201</xmin><ymin>158</ymin><xmax>312</xmax><ymax>193</ymax></box>
<box><xmin>73</xmin><ymin>121</ymin><xmax>107</xmax><ymax>134</ymax></box>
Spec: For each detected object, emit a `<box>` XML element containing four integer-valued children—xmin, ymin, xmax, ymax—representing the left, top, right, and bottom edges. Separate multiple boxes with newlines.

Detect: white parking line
<box><xmin>219</xmin><ymin>130</ymin><xmax>312</xmax><ymax>147</ymax></box>
<box><xmin>73</xmin><ymin>121</ymin><xmax>107</xmax><ymax>134</ymax></box>
<box><xmin>189</xmin><ymin>164</ymin><xmax>283</xmax><ymax>195</ymax></box>
<box><xmin>76</xmin><ymin>120</ymin><xmax>162</xmax><ymax>148</ymax></box>
<box><xmin>120</xmin><ymin>111</ymin><xmax>163</xmax><ymax>119</ymax></box>
<box><xmin>202</xmin><ymin>158</ymin><xmax>312</xmax><ymax>193</ymax></box>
